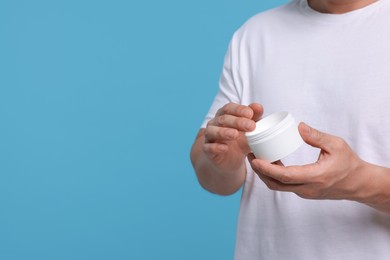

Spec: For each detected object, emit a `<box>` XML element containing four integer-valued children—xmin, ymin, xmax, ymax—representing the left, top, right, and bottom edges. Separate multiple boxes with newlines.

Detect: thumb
<box><xmin>298</xmin><ymin>122</ymin><xmax>333</xmax><ymax>151</ymax></box>
<box><xmin>248</xmin><ymin>103</ymin><xmax>263</xmax><ymax>121</ymax></box>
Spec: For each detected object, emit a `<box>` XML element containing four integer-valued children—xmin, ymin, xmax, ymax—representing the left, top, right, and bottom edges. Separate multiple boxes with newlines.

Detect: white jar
<box><xmin>245</xmin><ymin>112</ymin><xmax>304</xmax><ymax>162</ymax></box>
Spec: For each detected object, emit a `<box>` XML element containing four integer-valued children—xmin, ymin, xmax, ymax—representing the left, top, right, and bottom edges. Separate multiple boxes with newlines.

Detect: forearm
<box><xmin>354</xmin><ymin>161</ymin><xmax>390</xmax><ymax>214</ymax></box>
<box><xmin>190</xmin><ymin>134</ymin><xmax>246</xmax><ymax>195</ymax></box>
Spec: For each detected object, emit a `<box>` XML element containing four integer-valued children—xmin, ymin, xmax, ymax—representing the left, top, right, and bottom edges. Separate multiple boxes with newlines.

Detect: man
<box><xmin>190</xmin><ymin>0</ymin><xmax>390</xmax><ymax>259</ymax></box>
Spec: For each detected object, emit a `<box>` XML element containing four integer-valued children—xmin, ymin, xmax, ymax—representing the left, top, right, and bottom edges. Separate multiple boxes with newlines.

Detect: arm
<box><xmin>248</xmin><ymin>122</ymin><xmax>390</xmax><ymax>214</ymax></box>
<box><xmin>190</xmin><ymin>103</ymin><xmax>263</xmax><ymax>195</ymax></box>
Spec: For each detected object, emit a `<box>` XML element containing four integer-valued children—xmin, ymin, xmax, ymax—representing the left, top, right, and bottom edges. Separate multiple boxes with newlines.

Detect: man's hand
<box><xmin>249</xmin><ymin>122</ymin><xmax>370</xmax><ymax>200</ymax></box>
<box><xmin>203</xmin><ymin>103</ymin><xmax>263</xmax><ymax>171</ymax></box>
<box><xmin>190</xmin><ymin>102</ymin><xmax>263</xmax><ymax>195</ymax></box>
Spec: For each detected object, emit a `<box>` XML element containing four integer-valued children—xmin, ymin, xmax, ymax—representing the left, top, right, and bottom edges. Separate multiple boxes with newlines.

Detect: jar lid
<box><xmin>245</xmin><ymin>112</ymin><xmax>293</xmax><ymax>143</ymax></box>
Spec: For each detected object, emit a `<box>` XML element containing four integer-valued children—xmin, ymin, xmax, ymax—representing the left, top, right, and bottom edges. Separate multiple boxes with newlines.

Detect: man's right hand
<box><xmin>203</xmin><ymin>103</ymin><xmax>263</xmax><ymax>170</ymax></box>
<box><xmin>190</xmin><ymin>103</ymin><xmax>263</xmax><ymax>195</ymax></box>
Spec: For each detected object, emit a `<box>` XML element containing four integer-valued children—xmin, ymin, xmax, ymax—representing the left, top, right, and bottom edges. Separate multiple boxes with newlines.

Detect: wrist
<box><xmin>352</xmin><ymin>161</ymin><xmax>390</xmax><ymax>213</ymax></box>
<box><xmin>195</xmin><ymin>153</ymin><xmax>246</xmax><ymax>195</ymax></box>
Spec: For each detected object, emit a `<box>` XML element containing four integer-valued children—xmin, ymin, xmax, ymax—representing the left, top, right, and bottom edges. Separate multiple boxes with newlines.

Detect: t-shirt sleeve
<box><xmin>200</xmin><ymin>34</ymin><xmax>243</xmax><ymax>128</ymax></box>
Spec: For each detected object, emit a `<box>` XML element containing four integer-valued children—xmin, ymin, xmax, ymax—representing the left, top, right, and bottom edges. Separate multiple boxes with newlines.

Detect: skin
<box><xmin>190</xmin><ymin>0</ymin><xmax>390</xmax><ymax>214</ymax></box>
<box><xmin>190</xmin><ymin>103</ymin><xmax>390</xmax><ymax>214</ymax></box>
<box><xmin>190</xmin><ymin>103</ymin><xmax>262</xmax><ymax>195</ymax></box>
<box><xmin>248</xmin><ymin>121</ymin><xmax>390</xmax><ymax>214</ymax></box>
<box><xmin>308</xmin><ymin>0</ymin><xmax>379</xmax><ymax>14</ymax></box>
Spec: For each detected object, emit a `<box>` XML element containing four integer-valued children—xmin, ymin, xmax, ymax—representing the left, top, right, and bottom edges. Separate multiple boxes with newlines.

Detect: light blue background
<box><xmin>0</xmin><ymin>0</ymin><xmax>287</xmax><ymax>259</ymax></box>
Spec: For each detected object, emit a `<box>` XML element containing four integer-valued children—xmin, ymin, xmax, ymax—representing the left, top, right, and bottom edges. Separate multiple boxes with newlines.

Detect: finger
<box><xmin>248</xmin><ymin>156</ymin><xmax>310</xmax><ymax>193</ymax></box>
<box><xmin>203</xmin><ymin>143</ymin><xmax>229</xmax><ymax>159</ymax></box>
<box><xmin>204</xmin><ymin>125</ymin><xmax>238</xmax><ymax>143</ymax></box>
<box><xmin>248</xmin><ymin>155</ymin><xmax>284</xmax><ymax>166</ymax></box>
<box><xmin>298</xmin><ymin>122</ymin><xmax>339</xmax><ymax>152</ymax></box>
<box><xmin>216</xmin><ymin>103</ymin><xmax>254</xmax><ymax>119</ymax></box>
<box><xmin>256</xmin><ymin>171</ymin><xmax>284</xmax><ymax>189</ymax></box>
<box><xmin>208</xmin><ymin>114</ymin><xmax>255</xmax><ymax>132</ymax></box>
<box><xmin>256</xmin><ymin>170</ymin><xmax>305</xmax><ymax>192</ymax></box>
<box><xmin>250</xmin><ymin>158</ymin><xmax>316</xmax><ymax>184</ymax></box>
<box><xmin>247</xmin><ymin>152</ymin><xmax>256</xmax><ymax>162</ymax></box>
<box><xmin>248</xmin><ymin>103</ymin><xmax>264</xmax><ymax>122</ymax></box>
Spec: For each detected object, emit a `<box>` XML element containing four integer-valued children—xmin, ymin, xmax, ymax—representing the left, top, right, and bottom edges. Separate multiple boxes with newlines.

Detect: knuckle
<box><xmin>298</xmin><ymin>189</ymin><xmax>321</xmax><ymax>200</ymax></box>
<box><xmin>330</xmin><ymin>137</ymin><xmax>346</xmax><ymax>151</ymax></box>
<box><xmin>237</xmin><ymin>118</ymin><xmax>248</xmax><ymax>129</ymax></box>
<box><xmin>217</xmin><ymin>115</ymin><xmax>227</xmax><ymax>126</ymax></box>
<box><xmin>219</xmin><ymin>103</ymin><xmax>240</xmax><ymax>116</ymax></box>
<box><xmin>236</xmin><ymin>106</ymin><xmax>244</xmax><ymax>114</ymax></box>
<box><xmin>265</xmin><ymin>179</ymin><xmax>281</xmax><ymax>191</ymax></box>
<box><xmin>224</xmin><ymin>128</ymin><xmax>236</xmax><ymax>139</ymax></box>
<box><xmin>222</xmin><ymin>103</ymin><xmax>231</xmax><ymax>114</ymax></box>
<box><xmin>216</xmin><ymin>104</ymin><xmax>230</xmax><ymax>116</ymax></box>
<box><xmin>335</xmin><ymin>137</ymin><xmax>347</xmax><ymax>149</ymax></box>
<box><xmin>203</xmin><ymin>144</ymin><xmax>217</xmax><ymax>156</ymax></box>
<box><xmin>202</xmin><ymin>144</ymin><xmax>210</xmax><ymax>154</ymax></box>
<box><xmin>251</xmin><ymin>160</ymin><xmax>264</xmax><ymax>173</ymax></box>
<box><xmin>240</xmin><ymin>106</ymin><xmax>253</xmax><ymax>118</ymax></box>
<box><xmin>313</xmin><ymin>129</ymin><xmax>323</xmax><ymax>141</ymax></box>
<box><xmin>216</xmin><ymin>107</ymin><xmax>223</xmax><ymax>116</ymax></box>
<box><xmin>279</xmin><ymin>173</ymin><xmax>292</xmax><ymax>184</ymax></box>
<box><xmin>204</xmin><ymin>127</ymin><xmax>212</xmax><ymax>140</ymax></box>
<box><xmin>236</xmin><ymin>106</ymin><xmax>247</xmax><ymax>116</ymax></box>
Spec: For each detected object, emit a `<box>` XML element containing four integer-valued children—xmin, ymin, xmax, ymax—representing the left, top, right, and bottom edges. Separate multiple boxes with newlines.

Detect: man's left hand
<box><xmin>248</xmin><ymin>122</ymin><xmax>369</xmax><ymax>200</ymax></box>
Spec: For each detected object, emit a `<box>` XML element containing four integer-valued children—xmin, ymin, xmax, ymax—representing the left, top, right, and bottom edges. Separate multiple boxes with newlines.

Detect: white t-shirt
<box><xmin>202</xmin><ymin>0</ymin><xmax>390</xmax><ymax>259</ymax></box>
